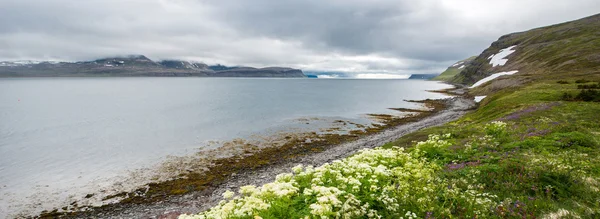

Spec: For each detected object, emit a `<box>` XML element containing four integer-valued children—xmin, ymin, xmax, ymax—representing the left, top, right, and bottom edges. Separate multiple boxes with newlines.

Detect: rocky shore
<box><xmin>54</xmin><ymin>93</ymin><xmax>475</xmax><ymax>219</ymax></box>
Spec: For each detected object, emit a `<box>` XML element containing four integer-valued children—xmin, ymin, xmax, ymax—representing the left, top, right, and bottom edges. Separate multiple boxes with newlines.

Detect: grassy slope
<box><xmin>451</xmin><ymin>14</ymin><xmax>600</xmax><ymax>87</ymax></box>
<box><xmin>383</xmin><ymin>79</ymin><xmax>600</xmax><ymax>217</ymax></box>
<box><xmin>383</xmin><ymin>14</ymin><xmax>600</xmax><ymax>217</ymax></box>
<box><xmin>432</xmin><ymin>56</ymin><xmax>476</xmax><ymax>81</ymax></box>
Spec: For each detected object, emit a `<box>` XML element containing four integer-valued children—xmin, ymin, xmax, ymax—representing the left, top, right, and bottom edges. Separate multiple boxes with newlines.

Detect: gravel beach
<box><xmin>75</xmin><ymin>95</ymin><xmax>475</xmax><ymax>219</ymax></box>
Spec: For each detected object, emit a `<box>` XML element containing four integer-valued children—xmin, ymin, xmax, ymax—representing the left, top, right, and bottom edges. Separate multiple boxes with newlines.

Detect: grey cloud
<box><xmin>206</xmin><ymin>0</ymin><xmax>499</xmax><ymax>61</ymax></box>
<box><xmin>1</xmin><ymin>0</ymin><xmax>599</xmax><ymax>74</ymax></box>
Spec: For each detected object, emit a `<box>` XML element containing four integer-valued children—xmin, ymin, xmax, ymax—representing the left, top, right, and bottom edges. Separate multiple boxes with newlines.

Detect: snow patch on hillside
<box><xmin>452</xmin><ymin>61</ymin><xmax>464</xmax><ymax>67</ymax></box>
<box><xmin>474</xmin><ymin>96</ymin><xmax>487</xmax><ymax>103</ymax></box>
<box><xmin>470</xmin><ymin>70</ymin><xmax>519</xmax><ymax>88</ymax></box>
<box><xmin>0</xmin><ymin>61</ymin><xmax>42</xmax><ymax>67</ymax></box>
<box><xmin>489</xmin><ymin>46</ymin><xmax>517</xmax><ymax>67</ymax></box>
<box><xmin>458</xmin><ymin>65</ymin><xmax>465</xmax><ymax>69</ymax></box>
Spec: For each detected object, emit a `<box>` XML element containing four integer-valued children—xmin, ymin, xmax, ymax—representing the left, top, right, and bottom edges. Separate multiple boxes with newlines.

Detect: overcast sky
<box><xmin>1</xmin><ymin>0</ymin><xmax>599</xmax><ymax>74</ymax></box>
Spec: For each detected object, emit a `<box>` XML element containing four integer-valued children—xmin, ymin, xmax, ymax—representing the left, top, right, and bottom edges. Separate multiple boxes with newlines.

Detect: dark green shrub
<box><xmin>551</xmin><ymin>131</ymin><xmax>598</xmax><ymax>148</ymax></box>
<box><xmin>556</xmin><ymin>80</ymin><xmax>569</xmax><ymax>84</ymax></box>
<box><xmin>563</xmin><ymin>89</ymin><xmax>600</xmax><ymax>102</ymax></box>
<box><xmin>561</xmin><ymin>92</ymin><xmax>573</xmax><ymax>101</ymax></box>
<box><xmin>538</xmin><ymin>172</ymin><xmax>578</xmax><ymax>200</ymax></box>
<box><xmin>575</xmin><ymin>89</ymin><xmax>600</xmax><ymax>102</ymax></box>
<box><xmin>577</xmin><ymin>83</ymin><xmax>600</xmax><ymax>89</ymax></box>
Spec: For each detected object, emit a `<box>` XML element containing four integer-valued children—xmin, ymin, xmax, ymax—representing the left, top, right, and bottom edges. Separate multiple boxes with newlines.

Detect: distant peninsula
<box><xmin>0</xmin><ymin>55</ymin><xmax>306</xmax><ymax>78</ymax></box>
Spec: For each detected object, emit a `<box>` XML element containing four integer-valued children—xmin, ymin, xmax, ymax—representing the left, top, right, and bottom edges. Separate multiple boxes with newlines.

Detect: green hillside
<box><xmin>433</xmin><ymin>56</ymin><xmax>476</xmax><ymax>81</ymax></box>
<box><xmin>383</xmin><ymin>13</ymin><xmax>600</xmax><ymax>218</ymax></box>
<box><xmin>450</xmin><ymin>14</ymin><xmax>600</xmax><ymax>88</ymax></box>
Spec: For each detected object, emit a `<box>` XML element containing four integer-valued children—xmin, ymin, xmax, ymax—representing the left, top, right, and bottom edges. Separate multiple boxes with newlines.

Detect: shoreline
<box><xmin>39</xmin><ymin>88</ymin><xmax>475</xmax><ymax>219</ymax></box>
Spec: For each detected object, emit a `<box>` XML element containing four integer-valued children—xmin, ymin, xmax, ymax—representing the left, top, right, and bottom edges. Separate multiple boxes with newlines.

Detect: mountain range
<box><xmin>0</xmin><ymin>55</ymin><xmax>306</xmax><ymax>78</ymax></box>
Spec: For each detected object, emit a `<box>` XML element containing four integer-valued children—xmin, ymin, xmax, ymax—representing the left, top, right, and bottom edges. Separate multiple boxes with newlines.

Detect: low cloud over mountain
<box><xmin>1</xmin><ymin>0</ymin><xmax>599</xmax><ymax>75</ymax></box>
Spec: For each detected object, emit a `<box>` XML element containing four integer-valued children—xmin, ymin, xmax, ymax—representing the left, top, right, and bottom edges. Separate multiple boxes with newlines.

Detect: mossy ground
<box><xmin>383</xmin><ymin>76</ymin><xmax>600</xmax><ymax>217</ymax></box>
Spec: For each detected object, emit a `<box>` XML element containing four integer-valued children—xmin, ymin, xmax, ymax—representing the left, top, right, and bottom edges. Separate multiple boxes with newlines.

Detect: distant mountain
<box><xmin>208</xmin><ymin>64</ymin><xmax>239</xmax><ymax>71</ymax></box>
<box><xmin>158</xmin><ymin>60</ymin><xmax>209</xmax><ymax>70</ymax></box>
<box><xmin>0</xmin><ymin>55</ymin><xmax>306</xmax><ymax>78</ymax></box>
<box><xmin>212</xmin><ymin>67</ymin><xmax>305</xmax><ymax>77</ymax></box>
<box><xmin>408</xmin><ymin>74</ymin><xmax>438</xmax><ymax>80</ymax></box>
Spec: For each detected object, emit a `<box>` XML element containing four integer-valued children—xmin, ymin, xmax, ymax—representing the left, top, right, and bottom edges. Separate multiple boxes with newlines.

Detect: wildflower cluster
<box><xmin>484</xmin><ymin>121</ymin><xmax>508</xmax><ymax>137</ymax></box>
<box><xmin>525</xmin><ymin>150</ymin><xmax>599</xmax><ymax>189</ymax></box>
<box><xmin>412</xmin><ymin>134</ymin><xmax>452</xmax><ymax>159</ymax></box>
<box><xmin>444</xmin><ymin>168</ymin><xmax>498</xmax><ymax>217</ymax></box>
<box><xmin>179</xmin><ymin>134</ymin><xmax>500</xmax><ymax>219</ymax></box>
<box><xmin>464</xmin><ymin>134</ymin><xmax>499</xmax><ymax>153</ymax></box>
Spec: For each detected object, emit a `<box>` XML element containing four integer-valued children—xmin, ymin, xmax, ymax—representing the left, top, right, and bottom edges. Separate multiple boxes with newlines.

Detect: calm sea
<box><xmin>0</xmin><ymin>77</ymin><xmax>452</xmax><ymax>216</ymax></box>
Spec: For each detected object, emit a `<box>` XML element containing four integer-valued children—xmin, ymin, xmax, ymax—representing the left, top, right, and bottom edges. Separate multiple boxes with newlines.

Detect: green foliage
<box><xmin>384</xmin><ymin>78</ymin><xmax>600</xmax><ymax>218</ymax></box>
<box><xmin>562</xmin><ymin>92</ymin><xmax>574</xmax><ymax>100</ymax></box>
<box><xmin>484</xmin><ymin>121</ymin><xmax>508</xmax><ymax>138</ymax></box>
<box><xmin>412</xmin><ymin>134</ymin><xmax>452</xmax><ymax>160</ymax></box>
<box><xmin>180</xmin><ymin>134</ymin><xmax>499</xmax><ymax>219</ymax></box>
<box><xmin>563</xmin><ymin>89</ymin><xmax>600</xmax><ymax>102</ymax></box>
<box><xmin>577</xmin><ymin>82</ymin><xmax>600</xmax><ymax>89</ymax></box>
<box><xmin>575</xmin><ymin>79</ymin><xmax>591</xmax><ymax>84</ymax></box>
<box><xmin>575</xmin><ymin>89</ymin><xmax>600</xmax><ymax>102</ymax></box>
<box><xmin>551</xmin><ymin>131</ymin><xmax>598</xmax><ymax>148</ymax></box>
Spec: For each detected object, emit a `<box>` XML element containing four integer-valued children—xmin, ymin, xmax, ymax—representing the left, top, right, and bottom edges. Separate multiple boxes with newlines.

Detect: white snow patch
<box><xmin>451</xmin><ymin>61</ymin><xmax>464</xmax><ymax>67</ymax></box>
<box><xmin>0</xmin><ymin>60</ymin><xmax>41</xmax><ymax>66</ymax></box>
<box><xmin>470</xmin><ymin>70</ymin><xmax>519</xmax><ymax>88</ymax></box>
<box><xmin>474</xmin><ymin>96</ymin><xmax>487</xmax><ymax>103</ymax></box>
<box><xmin>489</xmin><ymin>45</ymin><xmax>517</xmax><ymax>67</ymax></box>
<box><xmin>458</xmin><ymin>65</ymin><xmax>465</xmax><ymax>69</ymax></box>
<box><xmin>355</xmin><ymin>74</ymin><xmax>410</xmax><ymax>79</ymax></box>
<box><xmin>13</xmin><ymin>60</ymin><xmax>41</xmax><ymax>65</ymax></box>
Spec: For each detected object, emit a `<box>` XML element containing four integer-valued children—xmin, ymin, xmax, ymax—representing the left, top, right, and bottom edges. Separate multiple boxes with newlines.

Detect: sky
<box><xmin>1</xmin><ymin>0</ymin><xmax>599</xmax><ymax>75</ymax></box>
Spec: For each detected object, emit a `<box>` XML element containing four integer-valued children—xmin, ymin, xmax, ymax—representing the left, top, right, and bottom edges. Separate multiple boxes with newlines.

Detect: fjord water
<box><xmin>0</xmin><ymin>78</ymin><xmax>452</xmax><ymax>216</ymax></box>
